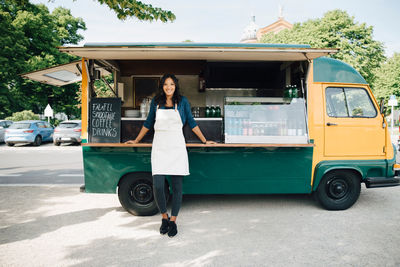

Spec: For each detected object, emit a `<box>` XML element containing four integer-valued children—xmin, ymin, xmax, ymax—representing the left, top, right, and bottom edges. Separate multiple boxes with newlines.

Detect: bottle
<box><xmin>140</xmin><ymin>99</ymin><xmax>147</xmax><ymax>118</ymax></box>
<box><xmin>288</xmin><ymin>86</ymin><xmax>293</xmax><ymax>99</ymax></box>
<box><xmin>226</xmin><ymin>118</ymin><xmax>232</xmax><ymax>135</ymax></box>
<box><xmin>211</xmin><ymin>105</ymin><xmax>216</xmax><ymax>117</ymax></box>
<box><xmin>215</xmin><ymin>105</ymin><xmax>221</xmax><ymax>117</ymax></box>
<box><xmin>145</xmin><ymin>98</ymin><xmax>151</xmax><ymax>116</ymax></box>
<box><xmin>234</xmin><ymin>118</ymin><xmax>239</xmax><ymax>135</ymax></box>
<box><xmin>284</xmin><ymin>85</ymin><xmax>290</xmax><ymax>98</ymax></box>
<box><xmin>248</xmin><ymin>121</ymin><xmax>253</xmax><ymax>136</ymax></box>
<box><xmin>242</xmin><ymin>119</ymin><xmax>248</xmax><ymax>136</ymax></box>
<box><xmin>292</xmin><ymin>85</ymin><xmax>298</xmax><ymax>98</ymax></box>
<box><xmin>260</xmin><ymin>123</ymin><xmax>265</xmax><ymax>136</ymax></box>
<box><xmin>205</xmin><ymin>106</ymin><xmax>210</xmax><ymax>118</ymax></box>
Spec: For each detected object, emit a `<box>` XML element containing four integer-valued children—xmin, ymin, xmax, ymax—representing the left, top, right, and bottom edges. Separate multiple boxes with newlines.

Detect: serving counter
<box><xmin>82</xmin><ymin>143</ymin><xmax>314</xmax><ymax>147</ymax></box>
<box><xmin>121</xmin><ymin>117</ymin><xmax>223</xmax><ymax>143</ymax></box>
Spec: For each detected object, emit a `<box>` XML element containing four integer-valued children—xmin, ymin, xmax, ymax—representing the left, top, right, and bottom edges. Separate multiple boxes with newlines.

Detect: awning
<box><xmin>58</xmin><ymin>42</ymin><xmax>338</xmax><ymax>61</ymax></box>
<box><xmin>21</xmin><ymin>60</ymin><xmax>110</xmax><ymax>87</ymax></box>
<box><xmin>22</xmin><ymin>43</ymin><xmax>338</xmax><ymax>86</ymax></box>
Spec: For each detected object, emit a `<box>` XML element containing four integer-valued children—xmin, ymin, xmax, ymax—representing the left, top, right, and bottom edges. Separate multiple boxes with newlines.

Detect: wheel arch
<box><xmin>312</xmin><ymin>162</ymin><xmax>363</xmax><ymax>191</ymax></box>
<box><xmin>117</xmin><ymin>171</ymin><xmax>151</xmax><ymax>188</ymax></box>
<box><xmin>117</xmin><ymin>171</ymin><xmax>170</xmax><ymax>190</ymax></box>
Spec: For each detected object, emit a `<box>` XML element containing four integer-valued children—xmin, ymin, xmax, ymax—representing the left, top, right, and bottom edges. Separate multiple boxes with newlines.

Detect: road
<box><xmin>0</xmin><ymin>142</ymin><xmax>83</xmax><ymax>185</ymax></box>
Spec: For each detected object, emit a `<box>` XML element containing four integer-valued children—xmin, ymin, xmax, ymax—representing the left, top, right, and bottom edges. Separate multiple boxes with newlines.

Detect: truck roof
<box><xmin>82</xmin><ymin>42</ymin><xmax>312</xmax><ymax>49</ymax></box>
<box><xmin>313</xmin><ymin>57</ymin><xmax>367</xmax><ymax>84</ymax></box>
<box><xmin>59</xmin><ymin>42</ymin><xmax>337</xmax><ymax>61</ymax></box>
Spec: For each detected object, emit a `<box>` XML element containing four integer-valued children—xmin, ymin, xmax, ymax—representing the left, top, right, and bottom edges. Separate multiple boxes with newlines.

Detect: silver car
<box><xmin>53</xmin><ymin>120</ymin><xmax>82</xmax><ymax>145</ymax></box>
<box><xmin>0</xmin><ymin>120</ymin><xmax>13</xmax><ymax>143</ymax></box>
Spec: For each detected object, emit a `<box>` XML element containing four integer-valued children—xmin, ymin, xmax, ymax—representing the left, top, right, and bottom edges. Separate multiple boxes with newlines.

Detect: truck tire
<box><xmin>118</xmin><ymin>172</ymin><xmax>169</xmax><ymax>216</ymax></box>
<box><xmin>6</xmin><ymin>142</ymin><xmax>14</xmax><ymax>146</ymax></box>
<box><xmin>315</xmin><ymin>170</ymin><xmax>361</xmax><ymax>210</ymax></box>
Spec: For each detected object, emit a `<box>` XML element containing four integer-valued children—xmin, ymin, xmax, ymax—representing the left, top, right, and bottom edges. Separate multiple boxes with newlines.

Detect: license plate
<box><xmin>61</xmin><ymin>137</ymin><xmax>71</xmax><ymax>141</ymax></box>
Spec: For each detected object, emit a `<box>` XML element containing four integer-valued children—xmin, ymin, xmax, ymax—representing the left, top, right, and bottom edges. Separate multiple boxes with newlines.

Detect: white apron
<box><xmin>151</xmin><ymin>104</ymin><xmax>189</xmax><ymax>176</ymax></box>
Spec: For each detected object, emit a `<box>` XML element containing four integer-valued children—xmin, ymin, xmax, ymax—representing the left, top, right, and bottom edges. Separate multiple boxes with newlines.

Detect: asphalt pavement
<box><xmin>0</xmin><ymin>143</ymin><xmax>83</xmax><ymax>185</ymax></box>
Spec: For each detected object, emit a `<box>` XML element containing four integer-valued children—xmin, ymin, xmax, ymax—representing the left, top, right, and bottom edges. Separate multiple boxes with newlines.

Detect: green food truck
<box><xmin>23</xmin><ymin>42</ymin><xmax>400</xmax><ymax>215</ymax></box>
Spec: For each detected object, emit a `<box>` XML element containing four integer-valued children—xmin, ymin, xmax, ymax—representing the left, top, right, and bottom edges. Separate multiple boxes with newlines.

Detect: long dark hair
<box><xmin>154</xmin><ymin>74</ymin><xmax>182</xmax><ymax>107</ymax></box>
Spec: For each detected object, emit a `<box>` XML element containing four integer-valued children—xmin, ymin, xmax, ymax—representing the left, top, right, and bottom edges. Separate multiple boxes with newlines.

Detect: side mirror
<box><xmin>380</xmin><ymin>99</ymin><xmax>386</xmax><ymax>114</ymax></box>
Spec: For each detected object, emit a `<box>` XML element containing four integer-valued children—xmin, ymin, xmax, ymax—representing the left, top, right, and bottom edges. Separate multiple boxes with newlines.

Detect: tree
<box><xmin>373</xmin><ymin>53</ymin><xmax>400</xmax><ymax>102</ymax></box>
<box><xmin>95</xmin><ymin>0</ymin><xmax>175</xmax><ymax>22</ymax></box>
<box><xmin>260</xmin><ymin>10</ymin><xmax>385</xmax><ymax>86</ymax></box>
<box><xmin>5</xmin><ymin>110</ymin><xmax>39</xmax><ymax>121</ymax></box>
<box><xmin>0</xmin><ymin>1</ymin><xmax>86</xmax><ymax>118</ymax></box>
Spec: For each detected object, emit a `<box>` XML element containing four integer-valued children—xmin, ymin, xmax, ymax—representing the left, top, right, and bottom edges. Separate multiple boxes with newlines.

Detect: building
<box><xmin>240</xmin><ymin>8</ymin><xmax>293</xmax><ymax>43</ymax></box>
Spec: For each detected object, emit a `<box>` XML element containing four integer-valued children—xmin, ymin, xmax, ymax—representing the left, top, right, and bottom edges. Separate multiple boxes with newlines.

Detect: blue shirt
<box><xmin>143</xmin><ymin>96</ymin><xmax>198</xmax><ymax>130</ymax></box>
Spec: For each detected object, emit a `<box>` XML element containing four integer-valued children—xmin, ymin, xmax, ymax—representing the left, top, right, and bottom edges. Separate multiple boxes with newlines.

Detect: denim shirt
<box><xmin>143</xmin><ymin>96</ymin><xmax>198</xmax><ymax>130</ymax></box>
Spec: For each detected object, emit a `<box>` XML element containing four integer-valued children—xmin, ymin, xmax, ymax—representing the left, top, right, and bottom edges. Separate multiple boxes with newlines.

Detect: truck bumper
<box><xmin>364</xmin><ymin>177</ymin><xmax>400</xmax><ymax>188</ymax></box>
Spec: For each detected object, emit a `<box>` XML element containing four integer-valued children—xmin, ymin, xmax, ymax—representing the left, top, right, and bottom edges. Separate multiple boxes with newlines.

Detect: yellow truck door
<box><xmin>323</xmin><ymin>86</ymin><xmax>385</xmax><ymax>157</ymax></box>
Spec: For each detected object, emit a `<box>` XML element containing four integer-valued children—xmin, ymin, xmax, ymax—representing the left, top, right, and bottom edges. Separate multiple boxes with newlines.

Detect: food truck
<box><xmin>23</xmin><ymin>42</ymin><xmax>400</xmax><ymax>215</ymax></box>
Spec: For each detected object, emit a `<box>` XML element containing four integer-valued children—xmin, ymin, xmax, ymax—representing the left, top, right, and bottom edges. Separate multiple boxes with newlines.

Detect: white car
<box><xmin>0</xmin><ymin>120</ymin><xmax>13</xmax><ymax>143</ymax></box>
<box><xmin>53</xmin><ymin>120</ymin><xmax>82</xmax><ymax>145</ymax></box>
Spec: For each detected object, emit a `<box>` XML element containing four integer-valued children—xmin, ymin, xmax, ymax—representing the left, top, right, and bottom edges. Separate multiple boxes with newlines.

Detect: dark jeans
<box><xmin>153</xmin><ymin>175</ymin><xmax>183</xmax><ymax>217</ymax></box>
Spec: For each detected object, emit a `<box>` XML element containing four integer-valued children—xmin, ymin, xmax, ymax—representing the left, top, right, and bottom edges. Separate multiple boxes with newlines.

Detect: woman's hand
<box><xmin>125</xmin><ymin>140</ymin><xmax>138</xmax><ymax>144</ymax></box>
<box><xmin>204</xmin><ymin>140</ymin><xmax>217</xmax><ymax>145</ymax></box>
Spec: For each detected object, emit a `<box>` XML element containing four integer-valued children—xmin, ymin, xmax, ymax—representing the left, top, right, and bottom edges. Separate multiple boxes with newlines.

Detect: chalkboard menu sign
<box><xmin>89</xmin><ymin>98</ymin><xmax>121</xmax><ymax>143</ymax></box>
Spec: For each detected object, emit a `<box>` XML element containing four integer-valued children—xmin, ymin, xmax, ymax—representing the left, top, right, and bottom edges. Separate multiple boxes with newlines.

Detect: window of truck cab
<box><xmin>325</xmin><ymin>87</ymin><xmax>377</xmax><ymax>118</ymax></box>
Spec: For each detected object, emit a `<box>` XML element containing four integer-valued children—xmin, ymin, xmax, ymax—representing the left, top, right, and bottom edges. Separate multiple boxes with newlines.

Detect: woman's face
<box><xmin>163</xmin><ymin>77</ymin><xmax>176</xmax><ymax>97</ymax></box>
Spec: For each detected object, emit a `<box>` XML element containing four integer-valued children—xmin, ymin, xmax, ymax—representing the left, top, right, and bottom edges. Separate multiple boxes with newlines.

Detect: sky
<box><xmin>31</xmin><ymin>0</ymin><xmax>400</xmax><ymax>57</ymax></box>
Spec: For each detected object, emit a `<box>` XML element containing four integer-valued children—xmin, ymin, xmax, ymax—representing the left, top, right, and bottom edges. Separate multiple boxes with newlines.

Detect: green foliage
<box><xmin>94</xmin><ymin>0</ymin><xmax>175</xmax><ymax>22</ymax></box>
<box><xmin>50</xmin><ymin>117</ymin><xmax>61</xmax><ymax>126</ymax></box>
<box><xmin>0</xmin><ymin>1</ymin><xmax>86</xmax><ymax>118</ymax></box>
<box><xmin>94</xmin><ymin>74</ymin><xmax>117</xmax><ymax>97</ymax></box>
<box><xmin>373</xmin><ymin>53</ymin><xmax>400</xmax><ymax>102</ymax></box>
<box><xmin>260</xmin><ymin>10</ymin><xmax>385</xmax><ymax>85</ymax></box>
<box><xmin>5</xmin><ymin>110</ymin><xmax>39</xmax><ymax>121</ymax></box>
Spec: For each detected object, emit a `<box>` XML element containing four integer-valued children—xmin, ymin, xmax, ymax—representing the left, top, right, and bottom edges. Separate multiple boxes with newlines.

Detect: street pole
<box><xmin>388</xmin><ymin>95</ymin><xmax>398</xmax><ymax>140</ymax></box>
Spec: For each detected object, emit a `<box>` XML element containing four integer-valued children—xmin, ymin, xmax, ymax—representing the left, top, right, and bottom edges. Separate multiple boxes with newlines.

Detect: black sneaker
<box><xmin>168</xmin><ymin>221</ymin><xmax>178</xmax><ymax>237</ymax></box>
<box><xmin>160</xmin><ymin>218</ymin><xmax>169</xmax><ymax>235</ymax></box>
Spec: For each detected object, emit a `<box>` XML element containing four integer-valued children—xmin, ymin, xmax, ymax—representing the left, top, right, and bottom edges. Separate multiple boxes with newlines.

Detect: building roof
<box><xmin>257</xmin><ymin>17</ymin><xmax>293</xmax><ymax>40</ymax></box>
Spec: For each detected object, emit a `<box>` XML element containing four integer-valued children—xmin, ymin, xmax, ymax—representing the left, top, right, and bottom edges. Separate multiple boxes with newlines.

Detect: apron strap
<box><xmin>175</xmin><ymin>103</ymin><xmax>177</xmax><ymax>111</ymax></box>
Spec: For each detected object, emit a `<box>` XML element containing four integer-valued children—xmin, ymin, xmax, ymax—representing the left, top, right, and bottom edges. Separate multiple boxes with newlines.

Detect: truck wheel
<box><xmin>118</xmin><ymin>172</ymin><xmax>169</xmax><ymax>216</ymax></box>
<box><xmin>315</xmin><ymin>170</ymin><xmax>361</xmax><ymax>210</ymax></box>
<box><xmin>6</xmin><ymin>142</ymin><xmax>14</xmax><ymax>146</ymax></box>
<box><xmin>33</xmin><ymin>135</ymin><xmax>42</xmax><ymax>146</ymax></box>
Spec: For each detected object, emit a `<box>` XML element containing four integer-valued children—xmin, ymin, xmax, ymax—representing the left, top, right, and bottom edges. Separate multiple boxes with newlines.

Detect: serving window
<box><xmin>224</xmin><ymin>97</ymin><xmax>308</xmax><ymax>144</ymax></box>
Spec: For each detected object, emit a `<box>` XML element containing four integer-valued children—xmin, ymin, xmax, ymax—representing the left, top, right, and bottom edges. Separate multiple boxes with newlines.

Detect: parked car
<box><xmin>0</xmin><ymin>120</ymin><xmax>13</xmax><ymax>143</ymax></box>
<box><xmin>5</xmin><ymin>120</ymin><xmax>54</xmax><ymax>146</ymax></box>
<box><xmin>53</xmin><ymin>120</ymin><xmax>82</xmax><ymax>146</ymax></box>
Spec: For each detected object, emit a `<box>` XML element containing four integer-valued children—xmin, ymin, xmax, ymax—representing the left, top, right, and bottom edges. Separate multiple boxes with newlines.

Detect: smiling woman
<box><xmin>125</xmin><ymin>73</ymin><xmax>215</xmax><ymax>237</ymax></box>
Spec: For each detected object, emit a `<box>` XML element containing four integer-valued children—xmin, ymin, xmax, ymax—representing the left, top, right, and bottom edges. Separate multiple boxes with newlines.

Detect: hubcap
<box><xmin>130</xmin><ymin>181</ymin><xmax>153</xmax><ymax>205</ymax></box>
<box><xmin>327</xmin><ymin>178</ymin><xmax>349</xmax><ymax>199</ymax></box>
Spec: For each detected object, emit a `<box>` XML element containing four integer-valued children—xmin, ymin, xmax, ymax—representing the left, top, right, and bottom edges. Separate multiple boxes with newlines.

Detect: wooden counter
<box><xmin>82</xmin><ymin>143</ymin><xmax>314</xmax><ymax>147</ymax></box>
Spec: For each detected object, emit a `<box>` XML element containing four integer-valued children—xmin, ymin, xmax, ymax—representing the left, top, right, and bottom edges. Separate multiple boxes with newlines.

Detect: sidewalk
<box><xmin>1</xmin><ymin>185</ymin><xmax>400</xmax><ymax>266</ymax></box>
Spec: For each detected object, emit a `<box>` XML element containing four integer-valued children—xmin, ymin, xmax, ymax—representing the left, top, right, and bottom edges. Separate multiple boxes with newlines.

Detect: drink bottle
<box><xmin>205</xmin><ymin>106</ymin><xmax>210</xmax><ymax>117</ymax></box>
<box><xmin>211</xmin><ymin>105</ymin><xmax>216</xmax><ymax>117</ymax></box>
<box><xmin>215</xmin><ymin>105</ymin><xmax>221</xmax><ymax>117</ymax></box>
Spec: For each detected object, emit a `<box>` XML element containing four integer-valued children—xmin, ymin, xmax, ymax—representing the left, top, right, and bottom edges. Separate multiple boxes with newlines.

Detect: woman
<box><xmin>126</xmin><ymin>74</ymin><xmax>215</xmax><ymax>237</ymax></box>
